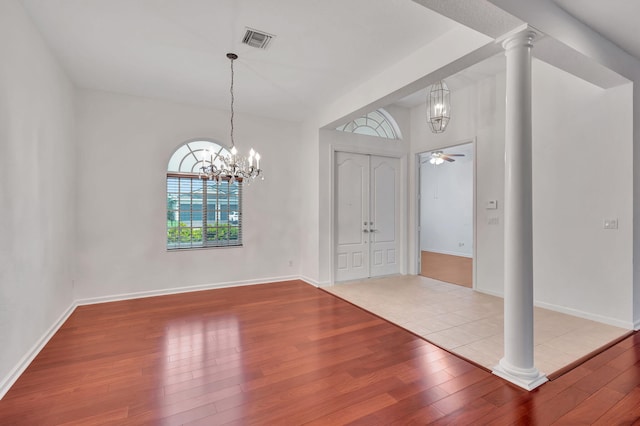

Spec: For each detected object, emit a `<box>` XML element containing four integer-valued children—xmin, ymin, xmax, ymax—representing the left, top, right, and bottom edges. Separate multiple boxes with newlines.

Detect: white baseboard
<box><xmin>421</xmin><ymin>248</ymin><xmax>472</xmax><ymax>258</ymax></box>
<box><xmin>299</xmin><ymin>276</ymin><xmax>322</xmax><ymax>287</ymax></box>
<box><xmin>75</xmin><ymin>275</ymin><xmax>300</xmax><ymax>306</ymax></box>
<box><xmin>475</xmin><ymin>287</ymin><xmax>503</xmax><ymax>298</ymax></box>
<box><xmin>0</xmin><ymin>301</ymin><xmax>77</xmax><ymax>400</ymax></box>
<box><xmin>534</xmin><ymin>301</ymin><xmax>634</xmax><ymax>330</ymax></box>
<box><xmin>471</xmin><ymin>287</ymin><xmax>633</xmax><ymax>330</ymax></box>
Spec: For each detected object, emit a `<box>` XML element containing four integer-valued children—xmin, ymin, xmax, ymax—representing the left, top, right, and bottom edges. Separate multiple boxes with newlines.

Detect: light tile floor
<box><xmin>325</xmin><ymin>275</ymin><xmax>629</xmax><ymax>376</ymax></box>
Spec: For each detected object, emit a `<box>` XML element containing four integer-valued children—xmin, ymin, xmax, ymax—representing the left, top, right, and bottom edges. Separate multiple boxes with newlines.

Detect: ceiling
<box><xmin>22</xmin><ymin>0</ymin><xmax>458</xmax><ymax>122</ymax></box>
<box><xmin>398</xmin><ymin>0</ymin><xmax>640</xmax><ymax>109</ymax></box>
<box><xmin>554</xmin><ymin>0</ymin><xmax>640</xmax><ymax>60</ymax></box>
<box><xmin>395</xmin><ymin>53</ymin><xmax>506</xmax><ymax>109</ymax></box>
<box><xmin>21</xmin><ymin>1</ymin><xmax>640</xmax><ymax>124</ymax></box>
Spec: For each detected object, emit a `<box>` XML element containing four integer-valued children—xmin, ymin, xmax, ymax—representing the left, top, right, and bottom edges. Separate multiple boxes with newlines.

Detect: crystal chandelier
<box><xmin>200</xmin><ymin>53</ymin><xmax>262</xmax><ymax>183</ymax></box>
<box><xmin>426</xmin><ymin>80</ymin><xmax>451</xmax><ymax>133</ymax></box>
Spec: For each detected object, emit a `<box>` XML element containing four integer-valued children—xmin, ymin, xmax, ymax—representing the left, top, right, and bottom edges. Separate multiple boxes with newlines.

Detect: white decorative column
<box><xmin>492</xmin><ymin>27</ymin><xmax>548</xmax><ymax>391</ymax></box>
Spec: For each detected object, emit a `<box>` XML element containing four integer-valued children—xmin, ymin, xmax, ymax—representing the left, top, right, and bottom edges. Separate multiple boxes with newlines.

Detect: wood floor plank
<box><xmin>572</xmin><ymin>364</ymin><xmax>622</xmax><ymax>395</ymax></box>
<box><xmin>606</xmin><ymin>363</ymin><xmax>640</xmax><ymax>394</ymax></box>
<box><xmin>0</xmin><ymin>280</ymin><xmax>638</xmax><ymax>425</ymax></box>
<box><xmin>421</xmin><ymin>250</ymin><xmax>473</xmax><ymax>287</ymax></box>
<box><xmin>351</xmin><ymin>386</ymin><xmax>450</xmax><ymax>425</ymax></box>
<box><xmin>553</xmin><ymin>386</ymin><xmax>626</xmax><ymax>424</ymax></box>
<box><xmin>431</xmin><ymin>375</ymin><xmax>505</xmax><ymax>417</ymax></box>
<box><xmin>592</xmin><ymin>386</ymin><xmax>640</xmax><ymax>425</ymax></box>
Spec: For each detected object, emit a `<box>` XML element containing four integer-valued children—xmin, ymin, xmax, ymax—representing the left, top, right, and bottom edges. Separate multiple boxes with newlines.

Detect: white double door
<box><xmin>335</xmin><ymin>152</ymin><xmax>400</xmax><ymax>282</ymax></box>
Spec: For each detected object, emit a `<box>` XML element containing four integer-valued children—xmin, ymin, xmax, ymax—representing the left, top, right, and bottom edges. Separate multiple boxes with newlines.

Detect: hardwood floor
<box><xmin>0</xmin><ymin>280</ymin><xmax>638</xmax><ymax>424</ymax></box>
<box><xmin>421</xmin><ymin>251</ymin><xmax>472</xmax><ymax>288</ymax></box>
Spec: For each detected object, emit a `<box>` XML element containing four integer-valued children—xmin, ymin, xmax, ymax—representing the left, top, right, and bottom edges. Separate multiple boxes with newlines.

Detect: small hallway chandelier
<box><xmin>200</xmin><ymin>53</ymin><xmax>263</xmax><ymax>183</ymax></box>
<box><xmin>426</xmin><ymin>80</ymin><xmax>451</xmax><ymax>133</ymax></box>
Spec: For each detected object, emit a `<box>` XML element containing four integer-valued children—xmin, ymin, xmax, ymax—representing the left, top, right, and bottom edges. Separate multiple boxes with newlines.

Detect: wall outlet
<box><xmin>604</xmin><ymin>219</ymin><xmax>618</xmax><ymax>230</ymax></box>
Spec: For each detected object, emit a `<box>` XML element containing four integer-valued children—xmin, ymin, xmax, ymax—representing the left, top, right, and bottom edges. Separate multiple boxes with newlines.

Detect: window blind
<box><xmin>167</xmin><ymin>173</ymin><xmax>242</xmax><ymax>250</ymax></box>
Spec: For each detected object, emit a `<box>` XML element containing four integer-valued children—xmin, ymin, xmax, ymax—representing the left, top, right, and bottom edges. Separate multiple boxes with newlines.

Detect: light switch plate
<box><xmin>604</xmin><ymin>219</ymin><xmax>618</xmax><ymax>229</ymax></box>
<box><xmin>486</xmin><ymin>200</ymin><xmax>498</xmax><ymax>210</ymax></box>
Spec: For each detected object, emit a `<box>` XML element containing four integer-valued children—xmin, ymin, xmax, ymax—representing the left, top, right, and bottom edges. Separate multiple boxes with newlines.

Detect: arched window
<box><xmin>166</xmin><ymin>140</ymin><xmax>242</xmax><ymax>249</ymax></box>
<box><xmin>335</xmin><ymin>108</ymin><xmax>402</xmax><ymax>140</ymax></box>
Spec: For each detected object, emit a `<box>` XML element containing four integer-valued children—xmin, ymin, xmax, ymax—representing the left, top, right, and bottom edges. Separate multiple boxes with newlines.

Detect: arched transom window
<box><xmin>335</xmin><ymin>108</ymin><xmax>402</xmax><ymax>140</ymax></box>
<box><xmin>166</xmin><ymin>141</ymin><xmax>242</xmax><ymax>249</ymax></box>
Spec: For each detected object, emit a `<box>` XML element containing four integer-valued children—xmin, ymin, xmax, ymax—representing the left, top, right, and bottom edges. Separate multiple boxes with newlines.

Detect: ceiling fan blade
<box><xmin>443</xmin><ymin>157</ymin><xmax>455</xmax><ymax>162</ymax></box>
<box><xmin>446</xmin><ymin>154</ymin><xmax>465</xmax><ymax>156</ymax></box>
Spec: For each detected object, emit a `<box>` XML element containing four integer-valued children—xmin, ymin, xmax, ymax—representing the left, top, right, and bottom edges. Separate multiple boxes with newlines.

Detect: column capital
<box><xmin>497</xmin><ymin>25</ymin><xmax>543</xmax><ymax>51</ymax></box>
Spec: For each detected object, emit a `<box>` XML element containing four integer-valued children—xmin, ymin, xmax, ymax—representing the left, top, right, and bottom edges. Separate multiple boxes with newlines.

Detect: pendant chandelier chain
<box><xmin>229</xmin><ymin>54</ymin><xmax>235</xmax><ymax>149</ymax></box>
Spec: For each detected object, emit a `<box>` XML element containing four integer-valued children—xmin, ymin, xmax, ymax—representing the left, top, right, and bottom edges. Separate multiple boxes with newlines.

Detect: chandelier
<box><xmin>200</xmin><ymin>53</ymin><xmax>262</xmax><ymax>183</ymax></box>
<box><xmin>426</xmin><ymin>80</ymin><xmax>451</xmax><ymax>133</ymax></box>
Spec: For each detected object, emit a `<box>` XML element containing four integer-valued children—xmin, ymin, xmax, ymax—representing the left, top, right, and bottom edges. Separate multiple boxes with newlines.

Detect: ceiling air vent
<box><xmin>242</xmin><ymin>28</ymin><xmax>274</xmax><ymax>49</ymax></box>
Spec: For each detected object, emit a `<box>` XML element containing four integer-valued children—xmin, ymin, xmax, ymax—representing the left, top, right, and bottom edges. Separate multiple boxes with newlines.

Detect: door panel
<box><xmin>336</xmin><ymin>153</ymin><xmax>369</xmax><ymax>281</ymax></box>
<box><xmin>370</xmin><ymin>156</ymin><xmax>400</xmax><ymax>277</ymax></box>
<box><xmin>335</xmin><ymin>152</ymin><xmax>400</xmax><ymax>281</ymax></box>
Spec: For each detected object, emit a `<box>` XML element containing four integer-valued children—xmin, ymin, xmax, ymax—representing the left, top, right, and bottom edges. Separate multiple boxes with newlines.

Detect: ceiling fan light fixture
<box><xmin>428</xmin><ymin>150</ymin><xmax>464</xmax><ymax>166</ymax></box>
<box><xmin>426</xmin><ymin>80</ymin><xmax>451</xmax><ymax>133</ymax></box>
<box><xmin>429</xmin><ymin>155</ymin><xmax>444</xmax><ymax>165</ymax></box>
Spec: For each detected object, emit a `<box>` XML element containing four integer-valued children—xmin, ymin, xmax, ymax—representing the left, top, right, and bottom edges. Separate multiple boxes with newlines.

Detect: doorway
<box><xmin>418</xmin><ymin>143</ymin><xmax>474</xmax><ymax>287</ymax></box>
<box><xmin>335</xmin><ymin>152</ymin><xmax>400</xmax><ymax>282</ymax></box>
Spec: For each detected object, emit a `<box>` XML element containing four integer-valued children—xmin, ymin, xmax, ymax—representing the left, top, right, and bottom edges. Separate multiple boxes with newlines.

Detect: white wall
<box><xmin>298</xmin><ymin>120</ymin><xmax>321</xmax><ymax>285</ymax></box>
<box><xmin>531</xmin><ymin>60</ymin><xmax>633</xmax><ymax>325</ymax></box>
<box><xmin>474</xmin><ymin>72</ymin><xmax>507</xmax><ymax>295</ymax></box>
<box><xmin>420</xmin><ymin>144</ymin><xmax>474</xmax><ymax>257</ymax></box>
<box><xmin>409</xmin><ymin>58</ymin><xmax>633</xmax><ymax>327</ymax></box>
<box><xmin>0</xmin><ymin>0</ymin><xmax>76</xmax><ymax>394</ymax></box>
<box><xmin>74</xmin><ymin>89</ymin><xmax>304</xmax><ymax>300</ymax></box>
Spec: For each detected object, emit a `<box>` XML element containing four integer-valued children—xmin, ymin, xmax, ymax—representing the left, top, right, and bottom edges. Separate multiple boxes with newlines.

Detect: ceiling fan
<box><xmin>428</xmin><ymin>150</ymin><xmax>464</xmax><ymax>165</ymax></box>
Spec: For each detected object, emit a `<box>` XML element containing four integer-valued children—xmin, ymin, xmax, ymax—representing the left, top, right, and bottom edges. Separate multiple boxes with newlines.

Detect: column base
<box><xmin>492</xmin><ymin>358</ymin><xmax>548</xmax><ymax>391</ymax></box>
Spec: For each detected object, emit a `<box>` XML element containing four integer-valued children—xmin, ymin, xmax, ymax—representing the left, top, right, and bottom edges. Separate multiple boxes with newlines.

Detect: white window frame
<box><xmin>336</xmin><ymin>108</ymin><xmax>402</xmax><ymax>140</ymax></box>
<box><xmin>166</xmin><ymin>141</ymin><xmax>242</xmax><ymax>250</ymax></box>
